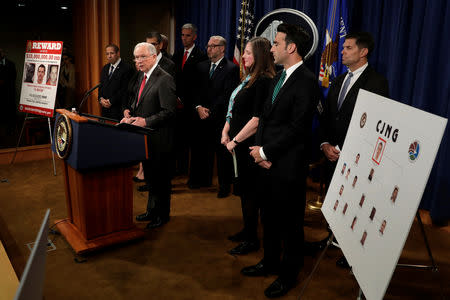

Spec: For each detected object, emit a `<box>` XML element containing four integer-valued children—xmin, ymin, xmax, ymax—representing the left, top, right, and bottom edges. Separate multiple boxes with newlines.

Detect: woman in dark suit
<box><xmin>221</xmin><ymin>37</ymin><xmax>275</xmax><ymax>255</ymax></box>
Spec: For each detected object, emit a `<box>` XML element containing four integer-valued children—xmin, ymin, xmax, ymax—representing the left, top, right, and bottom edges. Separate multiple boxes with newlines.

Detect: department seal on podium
<box><xmin>54</xmin><ymin>114</ymin><xmax>73</xmax><ymax>159</ymax></box>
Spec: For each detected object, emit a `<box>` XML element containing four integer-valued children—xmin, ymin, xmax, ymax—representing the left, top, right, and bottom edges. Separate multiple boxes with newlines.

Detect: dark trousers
<box><xmin>258</xmin><ymin>167</ymin><xmax>307</xmax><ymax>282</ymax></box>
<box><xmin>235</xmin><ymin>144</ymin><xmax>259</xmax><ymax>241</ymax></box>
<box><xmin>142</xmin><ymin>153</ymin><xmax>173</xmax><ymax>219</ymax></box>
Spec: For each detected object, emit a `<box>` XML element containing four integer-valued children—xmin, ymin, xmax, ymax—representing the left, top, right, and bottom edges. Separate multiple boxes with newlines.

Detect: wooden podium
<box><xmin>52</xmin><ymin>109</ymin><xmax>147</xmax><ymax>254</ymax></box>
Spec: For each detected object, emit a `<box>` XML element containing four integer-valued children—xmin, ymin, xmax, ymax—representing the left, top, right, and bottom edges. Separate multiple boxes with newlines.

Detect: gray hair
<box><xmin>182</xmin><ymin>23</ymin><xmax>197</xmax><ymax>35</ymax></box>
<box><xmin>210</xmin><ymin>35</ymin><xmax>227</xmax><ymax>48</ymax></box>
<box><xmin>134</xmin><ymin>42</ymin><xmax>157</xmax><ymax>56</ymax></box>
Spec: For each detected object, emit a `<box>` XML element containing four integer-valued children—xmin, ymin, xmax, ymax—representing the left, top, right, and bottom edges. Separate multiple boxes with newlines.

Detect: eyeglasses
<box><xmin>134</xmin><ymin>55</ymin><xmax>150</xmax><ymax>62</ymax></box>
<box><xmin>206</xmin><ymin>44</ymin><xmax>223</xmax><ymax>49</ymax></box>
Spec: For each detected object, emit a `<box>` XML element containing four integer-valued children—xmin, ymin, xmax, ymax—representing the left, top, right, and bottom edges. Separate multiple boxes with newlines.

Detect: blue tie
<box><xmin>209</xmin><ymin>63</ymin><xmax>216</xmax><ymax>78</ymax></box>
<box><xmin>272</xmin><ymin>70</ymin><xmax>286</xmax><ymax>103</ymax></box>
<box><xmin>337</xmin><ymin>72</ymin><xmax>353</xmax><ymax>110</ymax></box>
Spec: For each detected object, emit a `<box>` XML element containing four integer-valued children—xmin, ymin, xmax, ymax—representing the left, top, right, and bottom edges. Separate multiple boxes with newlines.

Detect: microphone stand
<box><xmin>76</xmin><ymin>83</ymin><xmax>102</xmax><ymax>113</ymax></box>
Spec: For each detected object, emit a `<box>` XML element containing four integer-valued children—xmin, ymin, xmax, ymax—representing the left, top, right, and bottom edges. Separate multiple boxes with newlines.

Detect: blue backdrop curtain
<box><xmin>175</xmin><ymin>0</ymin><xmax>450</xmax><ymax>222</ymax></box>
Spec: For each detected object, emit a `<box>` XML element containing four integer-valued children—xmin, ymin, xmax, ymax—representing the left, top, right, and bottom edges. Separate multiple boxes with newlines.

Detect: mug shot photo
<box><xmin>24</xmin><ymin>63</ymin><xmax>35</xmax><ymax>83</ymax></box>
<box><xmin>355</xmin><ymin>153</ymin><xmax>360</xmax><ymax>164</ymax></box>
<box><xmin>352</xmin><ymin>176</ymin><xmax>358</xmax><ymax>188</ymax></box>
<box><xmin>380</xmin><ymin>220</ymin><xmax>387</xmax><ymax>234</ymax></box>
<box><xmin>333</xmin><ymin>200</ymin><xmax>339</xmax><ymax>211</ymax></box>
<box><xmin>360</xmin><ymin>112</ymin><xmax>367</xmax><ymax>128</ymax></box>
<box><xmin>341</xmin><ymin>163</ymin><xmax>347</xmax><ymax>175</ymax></box>
<box><xmin>351</xmin><ymin>216</ymin><xmax>357</xmax><ymax>230</ymax></box>
<box><xmin>346</xmin><ymin>168</ymin><xmax>351</xmax><ymax>179</ymax></box>
<box><xmin>359</xmin><ymin>194</ymin><xmax>365</xmax><ymax>207</ymax></box>
<box><xmin>361</xmin><ymin>231</ymin><xmax>368</xmax><ymax>246</ymax></box>
<box><xmin>391</xmin><ymin>186</ymin><xmax>399</xmax><ymax>203</ymax></box>
<box><xmin>46</xmin><ymin>65</ymin><xmax>59</xmax><ymax>86</ymax></box>
<box><xmin>370</xmin><ymin>207</ymin><xmax>376</xmax><ymax>221</ymax></box>
<box><xmin>368</xmin><ymin>168</ymin><xmax>374</xmax><ymax>181</ymax></box>
<box><xmin>343</xmin><ymin>203</ymin><xmax>348</xmax><ymax>215</ymax></box>
<box><xmin>372</xmin><ymin>137</ymin><xmax>386</xmax><ymax>165</ymax></box>
<box><xmin>339</xmin><ymin>185</ymin><xmax>344</xmax><ymax>196</ymax></box>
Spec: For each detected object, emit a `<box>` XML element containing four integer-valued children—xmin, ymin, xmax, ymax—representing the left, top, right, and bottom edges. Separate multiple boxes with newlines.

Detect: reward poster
<box><xmin>19</xmin><ymin>40</ymin><xmax>63</xmax><ymax>117</ymax></box>
<box><xmin>321</xmin><ymin>90</ymin><xmax>447</xmax><ymax>300</ymax></box>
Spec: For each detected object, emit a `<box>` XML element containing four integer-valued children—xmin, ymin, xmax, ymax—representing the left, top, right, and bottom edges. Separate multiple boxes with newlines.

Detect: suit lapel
<box><xmin>137</xmin><ymin>66</ymin><xmax>162</xmax><ymax>107</ymax></box>
<box><xmin>269</xmin><ymin>66</ymin><xmax>302</xmax><ymax>114</ymax></box>
<box><xmin>340</xmin><ymin>67</ymin><xmax>371</xmax><ymax>111</ymax></box>
<box><xmin>210</xmin><ymin>58</ymin><xmax>226</xmax><ymax>80</ymax></box>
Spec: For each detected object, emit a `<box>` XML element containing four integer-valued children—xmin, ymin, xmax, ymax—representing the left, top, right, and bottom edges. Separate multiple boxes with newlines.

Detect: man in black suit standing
<box><xmin>189</xmin><ymin>36</ymin><xmax>239</xmax><ymax>197</ymax></box>
<box><xmin>172</xmin><ymin>23</ymin><xmax>208</xmax><ymax>176</ymax></box>
<box><xmin>146</xmin><ymin>31</ymin><xmax>176</xmax><ymax>79</ymax></box>
<box><xmin>121</xmin><ymin>42</ymin><xmax>177</xmax><ymax>229</ymax></box>
<box><xmin>318</xmin><ymin>32</ymin><xmax>389</xmax><ymax>267</ymax></box>
<box><xmin>99</xmin><ymin>44</ymin><xmax>134</xmax><ymax>121</ymax></box>
<box><xmin>242</xmin><ymin>24</ymin><xmax>320</xmax><ymax>298</ymax></box>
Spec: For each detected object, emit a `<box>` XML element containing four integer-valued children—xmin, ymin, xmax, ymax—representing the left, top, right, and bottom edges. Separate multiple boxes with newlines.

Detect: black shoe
<box><xmin>336</xmin><ymin>255</ymin><xmax>350</xmax><ymax>269</ymax></box>
<box><xmin>217</xmin><ymin>189</ymin><xmax>230</xmax><ymax>198</ymax></box>
<box><xmin>136</xmin><ymin>212</ymin><xmax>152</xmax><ymax>222</ymax></box>
<box><xmin>133</xmin><ymin>176</ymin><xmax>145</xmax><ymax>183</ymax></box>
<box><xmin>229</xmin><ymin>241</ymin><xmax>259</xmax><ymax>255</ymax></box>
<box><xmin>137</xmin><ymin>184</ymin><xmax>149</xmax><ymax>192</ymax></box>
<box><xmin>264</xmin><ymin>277</ymin><xmax>295</xmax><ymax>298</ymax></box>
<box><xmin>241</xmin><ymin>261</ymin><xmax>278</xmax><ymax>277</ymax></box>
<box><xmin>145</xmin><ymin>216</ymin><xmax>169</xmax><ymax>229</ymax></box>
<box><xmin>227</xmin><ymin>230</ymin><xmax>246</xmax><ymax>242</ymax></box>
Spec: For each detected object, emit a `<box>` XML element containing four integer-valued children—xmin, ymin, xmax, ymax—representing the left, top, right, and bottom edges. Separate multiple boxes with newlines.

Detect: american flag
<box><xmin>233</xmin><ymin>0</ymin><xmax>255</xmax><ymax>75</ymax></box>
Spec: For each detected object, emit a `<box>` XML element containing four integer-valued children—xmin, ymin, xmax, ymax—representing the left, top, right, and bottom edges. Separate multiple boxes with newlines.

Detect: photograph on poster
<box><xmin>391</xmin><ymin>186</ymin><xmax>399</xmax><ymax>203</ymax></box>
<box><xmin>368</xmin><ymin>168</ymin><xmax>374</xmax><ymax>181</ymax></box>
<box><xmin>351</xmin><ymin>216</ymin><xmax>357</xmax><ymax>230</ymax></box>
<box><xmin>343</xmin><ymin>203</ymin><xmax>348</xmax><ymax>215</ymax></box>
<box><xmin>339</xmin><ymin>185</ymin><xmax>344</xmax><ymax>196</ymax></box>
<box><xmin>345</xmin><ymin>168</ymin><xmax>351</xmax><ymax>179</ymax></box>
<box><xmin>35</xmin><ymin>64</ymin><xmax>46</xmax><ymax>84</ymax></box>
<box><xmin>360</xmin><ymin>231</ymin><xmax>367</xmax><ymax>246</ymax></box>
<box><xmin>380</xmin><ymin>220</ymin><xmax>387</xmax><ymax>234</ymax></box>
<box><xmin>46</xmin><ymin>65</ymin><xmax>59</xmax><ymax>86</ymax></box>
<box><xmin>359</xmin><ymin>194</ymin><xmax>365</xmax><ymax>207</ymax></box>
<box><xmin>333</xmin><ymin>200</ymin><xmax>339</xmax><ymax>211</ymax></box>
<box><xmin>355</xmin><ymin>153</ymin><xmax>360</xmax><ymax>164</ymax></box>
<box><xmin>360</xmin><ymin>112</ymin><xmax>367</xmax><ymax>128</ymax></box>
<box><xmin>352</xmin><ymin>176</ymin><xmax>358</xmax><ymax>188</ymax></box>
<box><xmin>24</xmin><ymin>63</ymin><xmax>35</xmax><ymax>83</ymax></box>
<box><xmin>341</xmin><ymin>163</ymin><xmax>347</xmax><ymax>175</ymax></box>
<box><xmin>372</xmin><ymin>137</ymin><xmax>386</xmax><ymax>165</ymax></box>
<box><xmin>369</xmin><ymin>207</ymin><xmax>376</xmax><ymax>221</ymax></box>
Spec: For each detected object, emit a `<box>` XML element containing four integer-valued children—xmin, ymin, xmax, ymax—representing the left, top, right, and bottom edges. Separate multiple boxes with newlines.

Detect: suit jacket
<box><xmin>256</xmin><ymin>64</ymin><xmax>320</xmax><ymax>181</ymax></box>
<box><xmin>99</xmin><ymin>60</ymin><xmax>134</xmax><ymax>120</ymax></box>
<box><xmin>158</xmin><ymin>55</ymin><xmax>176</xmax><ymax>79</ymax></box>
<box><xmin>172</xmin><ymin>45</ymin><xmax>208</xmax><ymax>107</ymax></box>
<box><xmin>127</xmin><ymin>66</ymin><xmax>177</xmax><ymax>156</ymax></box>
<box><xmin>194</xmin><ymin>57</ymin><xmax>240</xmax><ymax>129</ymax></box>
<box><xmin>319</xmin><ymin>65</ymin><xmax>389</xmax><ymax>148</ymax></box>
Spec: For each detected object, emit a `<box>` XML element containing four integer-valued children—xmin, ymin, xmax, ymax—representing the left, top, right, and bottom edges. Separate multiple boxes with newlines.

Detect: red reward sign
<box><xmin>26</xmin><ymin>40</ymin><xmax>63</xmax><ymax>55</ymax></box>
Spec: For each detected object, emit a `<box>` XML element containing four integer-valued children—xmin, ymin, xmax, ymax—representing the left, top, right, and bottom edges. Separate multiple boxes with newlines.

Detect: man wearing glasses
<box><xmin>188</xmin><ymin>35</ymin><xmax>239</xmax><ymax>197</ymax></box>
<box><xmin>121</xmin><ymin>42</ymin><xmax>177</xmax><ymax>229</ymax></box>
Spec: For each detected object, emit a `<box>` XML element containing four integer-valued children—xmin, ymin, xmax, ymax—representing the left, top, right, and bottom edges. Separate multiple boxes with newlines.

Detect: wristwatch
<box><xmin>232</xmin><ymin>137</ymin><xmax>239</xmax><ymax>144</ymax></box>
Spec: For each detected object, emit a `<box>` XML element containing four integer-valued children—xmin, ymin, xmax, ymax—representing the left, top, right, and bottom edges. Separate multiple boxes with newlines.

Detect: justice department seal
<box><xmin>54</xmin><ymin>114</ymin><xmax>73</xmax><ymax>159</ymax></box>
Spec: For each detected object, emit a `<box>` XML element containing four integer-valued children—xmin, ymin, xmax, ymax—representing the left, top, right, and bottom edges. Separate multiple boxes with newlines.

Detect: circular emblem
<box><xmin>408</xmin><ymin>140</ymin><xmax>420</xmax><ymax>162</ymax></box>
<box><xmin>255</xmin><ymin>8</ymin><xmax>319</xmax><ymax>60</ymax></box>
<box><xmin>360</xmin><ymin>112</ymin><xmax>367</xmax><ymax>128</ymax></box>
<box><xmin>54</xmin><ymin>114</ymin><xmax>73</xmax><ymax>159</ymax></box>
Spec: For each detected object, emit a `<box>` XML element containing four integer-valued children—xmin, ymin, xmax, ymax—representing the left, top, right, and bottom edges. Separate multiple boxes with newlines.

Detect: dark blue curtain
<box><xmin>175</xmin><ymin>0</ymin><xmax>450</xmax><ymax>221</ymax></box>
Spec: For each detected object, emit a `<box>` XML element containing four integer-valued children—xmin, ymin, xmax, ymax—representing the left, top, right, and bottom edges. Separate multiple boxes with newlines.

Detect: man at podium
<box><xmin>121</xmin><ymin>42</ymin><xmax>177</xmax><ymax>229</ymax></box>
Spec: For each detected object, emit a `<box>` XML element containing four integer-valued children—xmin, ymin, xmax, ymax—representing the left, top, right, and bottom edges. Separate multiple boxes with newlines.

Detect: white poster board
<box><xmin>321</xmin><ymin>90</ymin><xmax>447</xmax><ymax>300</ymax></box>
<box><xmin>18</xmin><ymin>40</ymin><xmax>63</xmax><ymax>117</ymax></box>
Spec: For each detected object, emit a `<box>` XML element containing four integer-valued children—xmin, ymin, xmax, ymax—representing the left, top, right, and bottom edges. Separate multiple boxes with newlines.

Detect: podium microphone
<box><xmin>77</xmin><ymin>83</ymin><xmax>102</xmax><ymax>113</ymax></box>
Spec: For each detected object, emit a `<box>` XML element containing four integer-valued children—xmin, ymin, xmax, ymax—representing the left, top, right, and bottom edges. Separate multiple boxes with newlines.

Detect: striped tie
<box><xmin>337</xmin><ymin>72</ymin><xmax>353</xmax><ymax>110</ymax></box>
<box><xmin>272</xmin><ymin>70</ymin><xmax>286</xmax><ymax>103</ymax></box>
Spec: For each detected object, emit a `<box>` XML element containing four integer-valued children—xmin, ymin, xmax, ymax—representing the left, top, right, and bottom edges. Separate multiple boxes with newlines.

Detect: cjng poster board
<box><xmin>321</xmin><ymin>90</ymin><xmax>447</xmax><ymax>300</ymax></box>
<box><xmin>19</xmin><ymin>40</ymin><xmax>63</xmax><ymax>117</ymax></box>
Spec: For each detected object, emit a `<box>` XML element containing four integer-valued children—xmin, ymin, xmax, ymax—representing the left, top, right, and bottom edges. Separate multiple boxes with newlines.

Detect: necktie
<box><xmin>271</xmin><ymin>70</ymin><xmax>287</xmax><ymax>103</ymax></box>
<box><xmin>209</xmin><ymin>63</ymin><xmax>216</xmax><ymax>78</ymax></box>
<box><xmin>182</xmin><ymin>50</ymin><xmax>189</xmax><ymax>70</ymax></box>
<box><xmin>137</xmin><ymin>74</ymin><xmax>147</xmax><ymax>105</ymax></box>
<box><xmin>108</xmin><ymin>65</ymin><xmax>114</xmax><ymax>78</ymax></box>
<box><xmin>337</xmin><ymin>72</ymin><xmax>353</xmax><ymax>110</ymax></box>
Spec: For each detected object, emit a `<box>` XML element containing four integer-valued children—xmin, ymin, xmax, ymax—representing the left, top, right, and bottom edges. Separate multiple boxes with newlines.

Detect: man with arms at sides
<box><xmin>189</xmin><ymin>35</ymin><xmax>239</xmax><ymax>197</ymax></box>
<box><xmin>35</xmin><ymin>64</ymin><xmax>45</xmax><ymax>84</ymax></box>
<box><xmin>146</xmin><ymin>31</ymin><xmax>176</xmax><ymax>79</ymax></box>
<box><xmin>121</xmin><ymin>42</ymin><xmax>177</xmax><ymax>229</ymax></box>
<box><xmin>172</xmin><ymin>23</ymin><xmax>208</xmax><ymax>176</ymax></box>
<box><xmin>318</xmin><ymin>32</ymin><xmax>389</xmax><ymax>268</ymax></box>
<box><xmin>242</xmin><ymin>24</ymin><xmax>320</xmax><ymax>298</ymax></box>
<box><xmin>99</xmin><ymin>44</ymin><xmax>134</xmax><ymax>121</ymax></box>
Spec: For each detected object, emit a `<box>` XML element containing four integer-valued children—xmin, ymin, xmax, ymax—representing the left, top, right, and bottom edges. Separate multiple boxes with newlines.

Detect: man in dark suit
<box><xmin>160</xmin><ymin>34</ymin><xmax>172</xmax><ymax>60</ymax></box>
<box><xmin>99</xmin><ymin>44</ymin><xmax>134</xmax><ymax>121</ymax></box>
<box><xmin>189</xmin><ymin>35</ymin><xmax>240</xmax><ymax>197</ymax></box>
<box><xmin>172</xmin><ymin>23</ymin><xmax>208</xmax><ymax>176</ymax></box>
<box><xmin>121</xmin><ymin>42</ymin><xmax>177</xmax><ymax>229</ymax></box>
<box><xmin>146</xmin><ymin>31</ymin><xmax>176</xmax><ymax>79</ymax></box>
<box><xmin>242</xmin><ymin>24</ymin><xmax>320</xmax><ymax>298</ymax></box>
<box><xmin>318</xmin><ymin>32</ymin><xmax>389</xmax><ymax>267</ymax></box>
